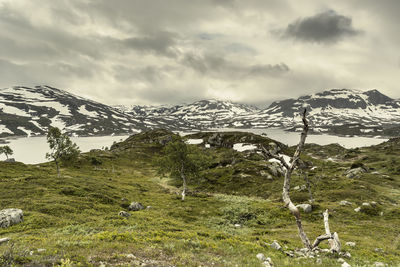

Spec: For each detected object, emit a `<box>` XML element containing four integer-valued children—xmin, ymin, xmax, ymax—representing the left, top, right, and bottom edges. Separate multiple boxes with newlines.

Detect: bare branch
<box><xmin>260</xmin><ymin>145</ymin><xmax>290</xmax><ymax>169</ymax></box>
<box><xmin>281</xmin><ymin>109</ymin><xmax>312</xmax><ymax>249</ymax></box>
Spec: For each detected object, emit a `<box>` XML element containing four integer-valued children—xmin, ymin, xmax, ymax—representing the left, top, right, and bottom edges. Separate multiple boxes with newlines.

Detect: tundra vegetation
<box><xmin>0</xmin><ymin>128</ymin><xmax>399</xmax><ymax>266</ymax></box>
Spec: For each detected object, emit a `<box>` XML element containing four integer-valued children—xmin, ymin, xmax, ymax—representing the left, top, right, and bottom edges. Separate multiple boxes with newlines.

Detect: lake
<box><xmin>0</xmin><ymin>129</ymin><xmax>388</xmax><ymax>164</ymax></box>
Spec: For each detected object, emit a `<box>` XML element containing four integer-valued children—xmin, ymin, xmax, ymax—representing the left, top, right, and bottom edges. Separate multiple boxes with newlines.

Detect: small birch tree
<box><xmin>0</xmin><ymin>146</ymin><xmax>13</xmax><ymax>159</ymax></box>
<box><xmin>158</xmin><ymin>138</ymin><xmax>206</xmax><ymax>201</ymax></box>
<box><xmin>46</xmin><ymin>127</ymin><xmax>80</xmax><ymax>178</ymax></box>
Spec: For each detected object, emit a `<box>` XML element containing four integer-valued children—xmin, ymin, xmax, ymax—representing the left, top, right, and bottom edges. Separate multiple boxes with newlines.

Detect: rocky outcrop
<box><xmin>0</xmin><ymin>209</ymin><xmax>23</xmax><ymax>228</ymax></box>
<box><xmin>128</xmin><ymin>202</ymin><xmax>145</xmax><ymax>211</ymax></box>
<box><xmin>346</xmin><ymin>167</ymin><xmax>367</xmax><ymax>178</ymax></box>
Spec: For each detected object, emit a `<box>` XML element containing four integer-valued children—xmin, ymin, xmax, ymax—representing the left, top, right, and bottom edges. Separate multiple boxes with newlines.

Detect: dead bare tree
<box><xmin>261</xmin><ymin>109</ymin><xmax>341</xmax><ymax>252</ymax></box>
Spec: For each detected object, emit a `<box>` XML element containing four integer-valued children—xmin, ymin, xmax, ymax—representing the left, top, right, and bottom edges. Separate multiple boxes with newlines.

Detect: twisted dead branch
<box><xmin>261</xmin><ymin>109</ymin><xmax>341</xmax><ymax>252</ymax></box>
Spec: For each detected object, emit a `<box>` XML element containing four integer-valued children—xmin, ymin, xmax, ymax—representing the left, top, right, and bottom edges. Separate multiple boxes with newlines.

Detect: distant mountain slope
<box><xmin>0</xmin><ymin>86</ymin><xmax>190</xmax><ymax>138</ymax></box>
<box><xmin>231</xmin><ymin>89</ymin><xmax>400</xmax><ymax>135</ymax></box>
<box><xmin>2</xmin><ymin>86</ymin><xmax>400</xmax><ymax>138</ymax></box>
<box><xmin>115</xmin><ymin>99</ymin><xmax>260</xmax><ymax>129</ymax></box>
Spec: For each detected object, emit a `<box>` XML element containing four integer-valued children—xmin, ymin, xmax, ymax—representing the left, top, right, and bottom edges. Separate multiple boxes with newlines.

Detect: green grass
<box><xmin>1</xmin><ymin>131</ymin><xmax>399</xmax><ymax>266</ymax></box>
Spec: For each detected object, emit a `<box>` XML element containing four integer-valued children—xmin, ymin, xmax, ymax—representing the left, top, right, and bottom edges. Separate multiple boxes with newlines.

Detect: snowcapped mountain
<box><xmin>0</xmin><ymin>86</ymin><xmax>190</xmax><ymax>138</ymax></box>
<box><xmin>2</xmin><ymin>86</ymin><xmax>400</xmax><ymax>138</ymax></box>
<box><xmin>115</xmin><ymin>99</ymin><xmax>260</xmax><ymax>129</ymax></box>
<box><xmin>233</xmin><ymin>88</ymin><xmax>400</xmax><ymax>135</ymax></box>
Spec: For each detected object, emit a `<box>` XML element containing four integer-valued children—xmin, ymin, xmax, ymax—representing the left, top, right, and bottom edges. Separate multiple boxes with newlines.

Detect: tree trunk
<box><xmin>56</xmin><ymin>160</ymin><xmax>60</xmax><ymax>178</ymax></box>
<box><xmin>181</xmin><ymin>173</ymin><xmax>187</xmax><ymax>201</ymax></box>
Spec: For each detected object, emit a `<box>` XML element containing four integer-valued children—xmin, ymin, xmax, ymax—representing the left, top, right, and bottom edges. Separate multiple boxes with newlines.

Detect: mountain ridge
<box><xmin>1</xmin><ymin>86</ymin><xmax>400</xmax><ymax>138</ymax></box>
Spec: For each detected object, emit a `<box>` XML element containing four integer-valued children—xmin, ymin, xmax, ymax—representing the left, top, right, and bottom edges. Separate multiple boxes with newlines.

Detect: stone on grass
<box><xmin>119</xmin><ymin>211</ymin><xmax>131</xmax><ymax>217</ymax></box>
<box><xmin>341</xmin><ymin>262</ymin><xmax>351</xmax><ymax>267</ymax></box>
<box><xmin>296</xmin><ymin>204</ymin><xmax>312</xmax><ymax>213</ymax></box>
<box><xmin>256</xmin><ymin>253</ymin><xmax>267</xmax><ymax>261</ymax></box>
<box><xmin>0</xmin><ymin>209</ymin><xmax>23</xmax><ymax>228</ymax></box>
<box><xmin>0</xmin><ymin>237</ymin><xmax>10</xmax><ymax>244</ymax></box>
<box><xmin>346</xmin><ymin>167</ymin><xmax>367</xmax><ymax>178</ymax></box>
<box><xmin>128</xmin><ymin>202</ymin><xmax>145</xmax><ymax>211</ymax></box>
<box><xmin>354</xmin><ymin>207</ymin><xmax>361</xmax><ymax>212</ymax></box>
<box><xmin>346</xmin><ymin>242</ymin><xmax>356</xmax><ymax>247</ymax></box>
<box><xmin>374</xmin><ymin>262</ymin><xmax>385</xmax><ymax>267</ymax></box>
<box><xmin>340</xmin><ymin>200</ymin><xmax>352</xmax><ymax>206</ymax></box>
<box><xmin>270</xmin><ymin>240</ymin><xmax>282</xmax><ymax>251</ymax></box>
<box><xmin>256</xmin><ymin>253</ymin><xmax>274</xmax><ymax>267</ymax></box>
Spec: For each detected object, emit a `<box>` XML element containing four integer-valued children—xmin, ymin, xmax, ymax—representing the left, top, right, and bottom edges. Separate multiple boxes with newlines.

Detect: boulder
<box><xmin>256</xmin><ymin>253</ymin><xmax>274</xmax><ymax>267</ymax></box>
<box><xmin>128</xmin><ymin>202</ymin><xmax>145</xmax><ymax>211</ymax></box>
<box><xmin>268</xmin><ymin>142</ymin><xmax>279</xmax><ymax>155</ymax></box>
<box><xmin>354</xmin><ymin>207</ymin><xmax>361</xmax><ymax>212</ymax></box>
<box><xmin>0</xmin><ymin>209</ymin><xmax>23</xmax><ymax>228</ymax></box>
<box><xmin>340</xmin><ymin>200</ymin><xmax>352</xmax><ymax>206</ymax></box>
<box><xmin>4</xmin><ymin>158</ymin><xmax>15</xmax><ymax>162</ymax></box>
<box><xmin>270</xmin><ymin>240</ymin><xmax>282</xmax><ymax>251</ymax></box>
<box><xmin>296</xmin><ymin>204</ymin><xmax>312</xmax><ymax>213</ymax></box>
<box><xmin>268</xmin><ymin>162</ymin><xmax>285</xmax><ymax>177</ymax></box>
<box><xmin>118</xmin><ymin>211</ymin><xmax>131</xmax><ymax>217</ymax></box>
<box><xmin>346</xmin><ymin>242</ymin><xmax>356</xmax><ymax>247</ymax></box>
<box><xmin>345</xmin><ymin>167</ymin><xmax>367</xmax><ymax>178</ymax></box>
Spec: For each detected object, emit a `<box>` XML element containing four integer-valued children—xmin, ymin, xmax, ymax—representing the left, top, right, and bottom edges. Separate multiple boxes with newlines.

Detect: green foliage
<box><xmin>0</xmin><ymin>145</ymin><xmax>13</xmax><ymax>159</ymax></box>
<box><xmin>45</xmin><ymin>127</ymin><xmax>80</xmax><ymax>175</ymax></box>
<box><xmin>157</xmin><ymin>137</ymin><xmax>209</xmax><ymax>183</ymax></box>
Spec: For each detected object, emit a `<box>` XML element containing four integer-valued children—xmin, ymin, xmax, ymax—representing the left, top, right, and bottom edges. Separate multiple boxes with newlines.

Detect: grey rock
<box><xmin>341</xmin><ymin>262</ymin><xmax>351</xmax><ymax>267</ymax></box>
<box><xmin>119</xmin><ymin>211</ymin><xmax>131</xmax><ymax>217</ymax></box>
<box><xmin>346</xmin><ymin>242</ymin><xmax>356</xmax><ymax>247</ymax></box>
<box><xmin>268</xmin><ymin>142</ymin><xmax>279</xmax><ymax>155</ymax></box>
<box><xmin>268</xmin><ymin>162</ymin><xmax>285</xmax><ymax>177</ymax></box>
<box><xmin>374</xmin><ymin>248</ymin><xmax>383</xmax><ymax>253</ymax></box>
<box><xmin>128</xmin><ymin>202</ymin><xmax>145</xmax><ymax>211</ymax></box>
<box><xmin>294</xmin><ymin>185</ymin><xmax>307</xmax><ymax>192</ymax></box>
<box><xmin>362</xmin><ymin>202</ymin><xmax>370</xmax><ymax>207</ymax></box>
<box><xmin>0</xmin><ymin>208</ymin><xmax>23</xmax><ymax>228</ymax></box>
<box><xmin>354</xmin><ymin>207</ymin><xmax>361</xmax><ymax>212</ymax></box>
<box><xmin>256</xmin><ymin>253</ymin><xmax>267</xmax><ymax>261</ymax></box>
<box><xmin>4</xmin><ymin>158</ymin><xmax>15</xmax><ymax>162</ymax></box>
<box><xmin>340</xmin><ymin>200</ymin><xmax>352</xmax><ymax>206</ymax></box>
<box><xmin>343</xmin><ymin>251</ymin><xmax>351</xmax><ymax>258</ymax></box>
<box><xmin>270</xmin><ymin>240</ymin><xmax>282</xmax><ymax>251</ymax></box>
<box><xmin>338</xmin><ymin>258</ymin><xmax>346</xmax><ymax>263</ymax></box>
<box><xmin>0</xmin><ymin>237</ymin><xmax>10</xmax><ymax>244</ymax></box>
<box><xmin>296</xmin><ymin>204</ymin><xmax>312</xmax><ymax>213</ymax></box>
<box><xmin>346</xmin><ymin>167</ymin><xmax>367</xmax><ymax>178</ymax></box>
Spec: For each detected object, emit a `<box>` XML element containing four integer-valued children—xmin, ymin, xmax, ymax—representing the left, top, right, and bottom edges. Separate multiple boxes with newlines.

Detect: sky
<box><xmin>0</xmin><ymin>0</ymin><xmax>399</xmax><ymax>107</ymax></box>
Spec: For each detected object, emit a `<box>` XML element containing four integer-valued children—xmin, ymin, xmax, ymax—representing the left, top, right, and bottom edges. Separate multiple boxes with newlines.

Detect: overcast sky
<box><xmin>0</xmin><ymin>0</ymin><xmax>399</xmax><ymax>107</ymax></box>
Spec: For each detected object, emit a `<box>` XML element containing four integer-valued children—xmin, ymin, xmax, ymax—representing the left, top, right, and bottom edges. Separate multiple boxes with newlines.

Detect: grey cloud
<box><xmin>182</xmin><ymin>53</ymin><xmax>290</xmax><ymax>79</ymax></box>
<box><xmin>0</xmin><ymin>59</ymin><xmax>95</xmax><ymax>87</ymax></box>
<box><xmin>282</xmin><ymin>10</ymin><xmax>360</xmax><ymax>43</ymax></box>
<box><xmin>122</xmin><ymin>32</ymin><xmax>179</xmax><ymax>57</ymax></box>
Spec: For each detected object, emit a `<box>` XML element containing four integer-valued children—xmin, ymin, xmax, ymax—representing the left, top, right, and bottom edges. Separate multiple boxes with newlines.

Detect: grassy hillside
<box><xmin>0</xmin><ymin>130</ymin><xmax>399</xmax><ymax>266</ymax></box>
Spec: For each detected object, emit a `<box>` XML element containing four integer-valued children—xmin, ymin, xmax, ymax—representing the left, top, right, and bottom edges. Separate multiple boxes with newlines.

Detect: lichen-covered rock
<box><xmin>128</xmin><ymin>202</ymin><xmax>145</xmax><ymax>211</ymax></box>
<box><xmin>345</xmin><ymin>167</ymin><xmax>367</xmax><ymax>178</ymax></box>
<box><xmin>0</xmin><ymin>209</ymin><xmax>23</xmax><ymax>228</ymax></box>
